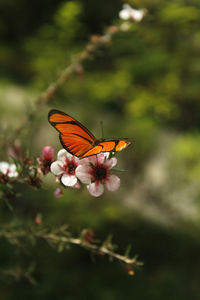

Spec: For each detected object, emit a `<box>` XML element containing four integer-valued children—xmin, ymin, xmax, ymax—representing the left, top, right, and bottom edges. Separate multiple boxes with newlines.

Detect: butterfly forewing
<box><xmin>48</xmin><ymin>110</ymin><xmax>95</xmax><ymax>142</ymax></box>
<box><xmin>49</xmin><ymin>111</ymin><xmax>75</xmax><ymax>124</ymax></box>
<box><xmin>48</xmin><ymin>109</ymin><xmax>96</xmax><ymax>157</ymax></box>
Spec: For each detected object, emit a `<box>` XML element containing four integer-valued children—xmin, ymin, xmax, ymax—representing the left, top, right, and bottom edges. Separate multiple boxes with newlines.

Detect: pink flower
<box><xmin>76</xmin><ymin>153</ymin><xmax>120</xmax><ymax>197</ymax></box>
<box><xmin>50</xmin><ymin>149</ymin><xmax>80</xmax><ymax>188</ymax></box>
<box><xmin>42</xmin><ymin>146</ymin><xmax>55</xmax><ymax>160</ymax></box>
<box><xmin>53</xmin><ymin>187</ymin><xmax>63</xmax><ymax>198</ymax></box>
<box><xmin>38</xmin><ymin>146</ymin><xmax>55</xmax><ymax>174</ymax></box>
<box><xmin>34</xmin><ymin>214</ymin><xmax>42</xmax><ymax>224</ymax></box>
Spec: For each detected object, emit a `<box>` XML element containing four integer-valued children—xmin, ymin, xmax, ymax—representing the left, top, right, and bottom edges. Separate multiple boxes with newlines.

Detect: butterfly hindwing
<box><xmin>81</xmin><ymin>140</ymin><xmax>131</xmax><ymax>158</ymax></box>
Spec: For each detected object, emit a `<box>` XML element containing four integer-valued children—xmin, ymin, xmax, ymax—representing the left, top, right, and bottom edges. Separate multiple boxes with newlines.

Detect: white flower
<box><xmin>0</xmin><ymin>162</ymin><xmax>18</xmax><ymax>178</ymax></box>
<box><xmin>119</xmin><ymin>4</ymin><xmax>146</xmax><ymax>22</ymax></box>
<box><xmin>50</xmin><ymin>149</ymin><xmax>80</xmax><ymax>188</ymax></box>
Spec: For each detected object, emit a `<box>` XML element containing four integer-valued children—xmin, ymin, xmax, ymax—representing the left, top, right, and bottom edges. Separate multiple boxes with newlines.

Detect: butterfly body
<box><xmin>48</xmin><ymin>109</ymin><xmax>131</xmax><ymax>158</ymax></box>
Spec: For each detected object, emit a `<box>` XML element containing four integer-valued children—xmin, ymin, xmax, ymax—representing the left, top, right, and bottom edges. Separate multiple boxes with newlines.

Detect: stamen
<box><xmin>94</xmin><ymin>166</ymin><xmax>107</xmax><ymax>180</ymax></box>
<box><xmin>68</xmin><ymin>163</ymin><xmax>76</xmax><ymax>174</ymax></box>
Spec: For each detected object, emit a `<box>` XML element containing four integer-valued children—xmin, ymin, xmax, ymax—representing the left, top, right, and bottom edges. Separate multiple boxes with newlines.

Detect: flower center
<box><xmin>68</xmin><ymin>163</ymin><xmax>76</xmax><ymax>174</ymax></box>
<box><xmin>94</xmin><ymin>166</ymin><xmax>107</xmax><ymax>180</ymax></box>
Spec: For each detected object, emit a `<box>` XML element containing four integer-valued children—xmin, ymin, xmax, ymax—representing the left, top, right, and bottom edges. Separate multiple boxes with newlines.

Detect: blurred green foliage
<box><xmin>1</xmin><ymin>0</ymin><xmax>200</xmax><ymax>299</ymax></box>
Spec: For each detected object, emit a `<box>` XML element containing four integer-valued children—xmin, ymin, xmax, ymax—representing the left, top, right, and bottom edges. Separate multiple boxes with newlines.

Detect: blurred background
<box><xmin>1</xmin><ymin>0</ymin><xmax>200</xmax><ymax>299</ymax></box>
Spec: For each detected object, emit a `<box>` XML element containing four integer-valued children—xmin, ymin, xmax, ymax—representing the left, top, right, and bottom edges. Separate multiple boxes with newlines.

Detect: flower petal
<box><xmin>57</xmin><ymin>149</ymin><xmax>67</xmax><ymax>159</ymax></box>
<box><xmin>119</xmin><ymin>9</ymin><xmax>130</xmax><ymax>20</ymax></box>
<box><xmin>119</xmin><ymin>4</ymin><xmax>145</xmax><ymax>22</ymax></box>
<box><xmin>0</xmin><ymin>162</ymin><xmax>9</xmax><ymax>174</ymax></box>
<box><xmin>119</xmin><ymin>5</ymin><xmax>131</xmax><ymax>20</ymax></box>
<box><xmin>8</xmin><ymin>164</ymin><xmax>17</xmax><ymax>172</ymax></box>
<box><xmin>76</xmin><ymin>165</ymin><xmax>92</xmax><ymax>184</ymax></box>
<box><xmin>50</xmin><ymin>161</ymin><xmax>64</xmax><ymax>175</ymax></box>
<box><xmin>61</xmin><ymin>174</ymin><xmax>77</xmax><ymax>186</ymax></box>
<box><xmin>105</xmin><ymin>175</ymin><xmax>120</xmax><ymax>192</ymax></box>
<box><xmin>87</xmin><ymin>182</ymin><xmax>104</xmax><ymax>197</ymax></box>
<box><xmin>86</xmin><ymin>156</ymin><xmax>97</xmax><ymax>165</ymax></box>
<box><xmin>97</xmin><ymin>153</ymin><xmax>106</xmax><ymax>164</ymax></box>
<box><xmin>57</xmin><ymin>149</ymin><xmax>72</xmax><ymax>162</ymax></box>
<box><xmin>0</xmin><ymin>162</ymin><xmax>18</xmax><ymax>177</ymax></box>
<box><xmin>73</xmin><ymin>156</ymin><xmax>81</xmax><ymax>164</ymax></box>
<box><xmin>9</xmin><ymin>171</ymin><xmax>18</xmax><ymax>178</ymax></box>
<box><xmin>65</xmin><ymin>151</ymin><xmax>74</xmax><ymax>160</ymax></box>
<box><xmin>131</xmin><ymin>9</ymin><xmax>145</xmax><ymax>22</ymax></box>
<box><xmin>73</xmin><ymin>181</ymin><xmax>81</xmax><ymax>189</ymax></box>
<box><xmin>103</xmin><ymin>152</ymin><xmax>110</xmax><ymax>159</ymax></box>
<box><xmin>8</xmin><ymin>164</ymin><xmax>18</xmax><ymax>177</ymax></box>
<box><xmin>78</xmin><ymin>157</ymin><xmax>91</xmax><ymax>165</ymax></box>
<box><xmin>104</xmin><ymin>157</ymin><xmax>117</xmax><ymax>169</ymax></box>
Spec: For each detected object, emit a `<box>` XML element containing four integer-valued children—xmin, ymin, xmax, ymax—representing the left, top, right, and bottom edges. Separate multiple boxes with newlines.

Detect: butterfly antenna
<box><xmin>100</xmin><ymin>120</ymin><xmax>104</xmax><ymax>139</ymax></box>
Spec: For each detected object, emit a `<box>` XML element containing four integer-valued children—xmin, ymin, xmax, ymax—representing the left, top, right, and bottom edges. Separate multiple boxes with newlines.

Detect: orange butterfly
<box><xmin>48</xmin><ymin>109</ymin><xmax>131</xmax><ymax>158</ymax></box>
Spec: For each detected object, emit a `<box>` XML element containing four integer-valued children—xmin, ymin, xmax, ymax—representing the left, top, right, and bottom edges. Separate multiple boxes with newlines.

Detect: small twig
<box><xmin>0</xmin><ymin>264</ymin><xmax>37</xmax><ymax>285</ymax></box>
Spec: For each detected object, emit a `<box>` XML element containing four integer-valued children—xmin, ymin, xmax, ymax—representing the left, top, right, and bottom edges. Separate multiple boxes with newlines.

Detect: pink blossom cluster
<box><xmin>37</xmin><ymin>145</ymin><xmax>55</xmax><ymax>174</ymax></box>
<box><xmin>50</xmin><ymin>149</ymin><xmax>120</xmax><ymax>197</ymax></box>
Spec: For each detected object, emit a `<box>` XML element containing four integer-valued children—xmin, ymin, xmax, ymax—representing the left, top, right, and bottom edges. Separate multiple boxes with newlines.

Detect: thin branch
<box><xmin>14</xmin><ymin>26</ymin><xmax>119</xmax><ymax>138</ymax></box>
<box><xmin>0</xmin><ymin>225</ymin><xmax>141</xmax><ymax>268</ymax></box>
<box><xmin>35</xmin><ymin>232</ymin><xmax>138</xmax><ymax>265</ymax></box>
